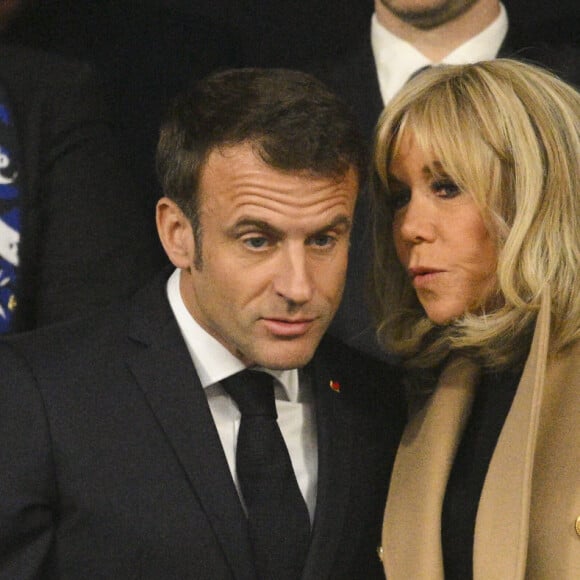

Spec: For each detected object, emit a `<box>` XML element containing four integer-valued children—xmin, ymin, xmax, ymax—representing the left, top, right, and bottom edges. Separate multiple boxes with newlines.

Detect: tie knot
<box><xmin>221</xmin><ymin>370</ymin><xmax>277</xmax><ymax>418</ymax></box>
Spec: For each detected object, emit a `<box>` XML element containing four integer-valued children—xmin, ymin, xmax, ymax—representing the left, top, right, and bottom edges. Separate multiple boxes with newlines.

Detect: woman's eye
<box><xmin>389</xmin><ymin>189</ymin><xmax>411</xmax><ymax>210</ymax></box>
<box><xmin>432</xmin><ymin>180</ymin><xmax>460</xmax><ymax>198</ymax></box>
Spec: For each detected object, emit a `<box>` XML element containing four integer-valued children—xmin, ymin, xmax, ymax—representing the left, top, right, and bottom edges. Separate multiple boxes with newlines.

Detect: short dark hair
<box><xmin>156</xmin><ymin>67</ymin><xmax>367</xmax><ymax>226</ymax></box>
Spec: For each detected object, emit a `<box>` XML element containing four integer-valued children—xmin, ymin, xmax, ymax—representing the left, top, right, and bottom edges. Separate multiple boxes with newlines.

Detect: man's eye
<box><xmin>309</xmin><ymin>234</ymin><xmax>336</xmax><ymax>248</ymax></box>
<box><xmin>243</xmin><ymin>236</ymin><xmax>269</xmax><ymax>249</ymax></box>
<box><xmin>389</xmin><ymin>189</ymin><xmax>411</xmax><ymax>211</ymax></box>
<box><xmin>432</xmin><ymin>180</ymin><xmax>460</xmax><ymax>198</ymax></box>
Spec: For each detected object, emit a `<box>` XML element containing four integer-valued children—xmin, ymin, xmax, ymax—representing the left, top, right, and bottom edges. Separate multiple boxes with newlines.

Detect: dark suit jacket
<box><xmin>0</xmin><ymin>45</ymin><xmax>160</xmax><ymax>333</ymax></box>
<box><xmin>312</xmin><ymin>24</ymin><xmax>579</xmax><ymax>357</ymax></box>
<box><xmin>0</xmin><ymin>269</ymin><xmax>406</xmax><ymax>579</ymax></box>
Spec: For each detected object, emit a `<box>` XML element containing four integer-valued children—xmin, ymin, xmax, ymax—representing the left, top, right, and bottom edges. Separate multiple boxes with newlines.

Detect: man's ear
<box><xmin>156</xmin><ymin>197</ymin><xmax>195</xmax><ymax>269</ymax></box>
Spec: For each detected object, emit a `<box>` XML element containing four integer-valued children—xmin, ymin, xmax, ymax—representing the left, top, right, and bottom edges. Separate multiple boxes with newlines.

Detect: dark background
<box><xmin>5</xmin><ymin>0</ymin><xmax>577</xmax><ymax>234</ymax></box>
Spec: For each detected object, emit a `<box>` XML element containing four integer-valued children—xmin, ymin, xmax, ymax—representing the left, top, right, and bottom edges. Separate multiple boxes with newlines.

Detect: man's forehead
<box><xmin>200</xmin><ymin>143</ymin><xmax>359</xmax><ymax>197</ymax></box>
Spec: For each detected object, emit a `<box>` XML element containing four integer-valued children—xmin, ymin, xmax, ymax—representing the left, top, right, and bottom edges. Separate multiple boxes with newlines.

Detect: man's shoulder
<box><xmin>308</xmin><ymin>37</ymin><xmax>374</xmax><ymax>85</ymax></box>
<box><xmin>501</xmin><ymin>22</ymin><xmax>580</xmax><ymax>87</ymax></box>
<box><xmin>0</xmin><ymin>44</ymin><xmax>97</xmax><ymax>99</ymax></box>
<box><xmin>2</xmin><ymin>269</ymin><xmax>173</xmax><ymax>373</ymax></box>
<box><xmin>307</xmin><ymin>36</ymin><xmax>382</xmax><ymax>140</ymax></box>
<box><xmin>0</xmin><ymin>44</ymin><xmax>93</xmax><ymax>78</ymax></box>
<box><xmin>2</xmin><ymin>300</ymin><xmax>128</xmax><ymax>373</ymax></box>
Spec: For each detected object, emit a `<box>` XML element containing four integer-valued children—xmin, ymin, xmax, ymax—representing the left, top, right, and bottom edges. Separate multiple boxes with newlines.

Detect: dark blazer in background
<box><xmin>0</xmin><ymin>269</ymin><xmax>406</xmax><ymax>579</ymax></box>
<box><xmin>10</xmin><ymin>0</ymin><xmax>375</xmax><ymax>220</ymax></box>
<box><xmin>313</xmin><ymin>22</ymin><xmax>580</xmax><ymax>357</ymax></box>
<box><xmin>0</xmin><ymin>45</ymin><xmax>160</xmax><ymax>333</ymax></box>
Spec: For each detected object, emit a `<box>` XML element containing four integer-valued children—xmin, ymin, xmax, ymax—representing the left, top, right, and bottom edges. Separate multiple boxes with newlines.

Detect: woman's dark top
<box><xmin>441</xmin><ymin>369</ymin><xmax>522</xmax><ymax>579</ymax></box>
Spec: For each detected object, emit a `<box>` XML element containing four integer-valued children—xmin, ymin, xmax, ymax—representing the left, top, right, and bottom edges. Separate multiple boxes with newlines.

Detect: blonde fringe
<box><xmin>372</xmin><ymin>60</ymin><xmax>580</xmax><ymax>391</ymax></box>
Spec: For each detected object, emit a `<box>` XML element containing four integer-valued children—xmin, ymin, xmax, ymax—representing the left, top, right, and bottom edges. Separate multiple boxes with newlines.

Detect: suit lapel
<box><xmin>313</xmin><ymin>38</ymin><xmax>383</xmax><ymax>142</ymax></box>
<box><xmin>125</xmin><ymin>274</ymin><xmax>255</xmax><ymax>580</ymax></box>
<box><xmin>337</xmin><ymin>40</ymin><xmax>384</xmax><ymax>141</ymax></box>
<box><xmin>301</xmin><ymin>350</ymin><xmax>355</xmax><ymax>580</ymax></box>
<box><xmin>382</xmin><ymin>357</ymin><xmax>479</xmax><ymax>579</ymax></box>
<box><xmin>382</xmin><ymin>294</ymin><xmax>552</xmax><ymax>579</ymax></box>
<box><xmin>345</xmin><ymin>40</ymin><xmax>384</xmax><ymax>141</ymax></box>
<box><xmin>474</xmin><ymin>293</ymin><xmax>551</xmax><ymax>578</ymax></box>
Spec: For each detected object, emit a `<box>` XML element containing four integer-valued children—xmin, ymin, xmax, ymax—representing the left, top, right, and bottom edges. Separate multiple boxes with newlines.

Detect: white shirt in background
<box><xmin>371</xmin><ymin>2</ymin><xmax>509</xmax><ymax>104</ymax></box>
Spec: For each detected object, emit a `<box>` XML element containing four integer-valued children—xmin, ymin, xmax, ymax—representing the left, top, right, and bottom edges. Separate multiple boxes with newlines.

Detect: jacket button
<box><xmin>576</xmin><ymin>516</ymin><xmax>580</xmax><ymax>537</ymax></box>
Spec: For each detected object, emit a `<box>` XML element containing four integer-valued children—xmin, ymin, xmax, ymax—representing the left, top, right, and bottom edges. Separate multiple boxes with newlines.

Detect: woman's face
<box><xmin>389</xmin><ymin>131</ymin><xmax>497</xmax><ymax>324</ymax></box>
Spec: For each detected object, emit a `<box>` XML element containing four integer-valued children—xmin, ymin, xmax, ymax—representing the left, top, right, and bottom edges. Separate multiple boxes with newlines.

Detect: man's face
<box><xmin>179</xmin><ymin>143</ymin><xmax>358</xmax><ymax>369</ymax></box>
<box><xmin>378</xmin><ymin>0</ymin><xmax>481</xmax><ymax>29</ymax></box>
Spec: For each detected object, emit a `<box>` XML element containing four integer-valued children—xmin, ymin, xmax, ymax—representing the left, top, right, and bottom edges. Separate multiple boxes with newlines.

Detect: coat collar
<box><xmin>382</xmin><ymin>355</ymin><xmax>479</xmax><ymax>578</ymax></box>
<box><xmin>474</xmin><ymin>291</ymin><xmax>551</xmax><ymax>577</ymax></box>
<box><xmin>382</xmin><ymin>292</ymin><xmax>552</xmax><ymax>579</ymax></box>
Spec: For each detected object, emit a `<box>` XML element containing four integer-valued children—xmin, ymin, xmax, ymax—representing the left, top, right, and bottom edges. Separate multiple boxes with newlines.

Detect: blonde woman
<box><xmin>372</xmin><ymin>60</ymin><xmax>579</xmax><ymax>579</ymax></box>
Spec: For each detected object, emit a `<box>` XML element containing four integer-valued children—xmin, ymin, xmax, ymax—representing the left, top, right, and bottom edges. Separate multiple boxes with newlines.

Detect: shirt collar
<box><xmin>166</xmin><ymin>268</ymin><xmax>300</xmax><ymax>401</ymax></box>
<box><xmin>371</xmin><ymin>2</ymin><xmax>508</xmax><ymax>103</ymax></box>
<box><xmin>444</xmin><ymin>2</ymin><xmax>508</xmax><ymax>64</ymax></box>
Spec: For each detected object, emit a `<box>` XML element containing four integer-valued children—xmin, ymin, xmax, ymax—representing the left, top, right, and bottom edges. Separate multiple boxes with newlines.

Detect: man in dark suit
<box><xmin>0</xmin><ymin>68</ymin><xmax>405</xmax><ymax>579</ymax></box>
<box><xmin>314</xmin><ymin>0</ymin><xmax>579</xmax><ymax>357</ymax></box>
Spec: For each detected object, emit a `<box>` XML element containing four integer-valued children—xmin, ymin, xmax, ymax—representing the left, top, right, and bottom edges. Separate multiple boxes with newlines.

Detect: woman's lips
<box><xmin>409</xmin><ymin>267</ymin><xmax>445</xmax><ymax>289</ymax></box>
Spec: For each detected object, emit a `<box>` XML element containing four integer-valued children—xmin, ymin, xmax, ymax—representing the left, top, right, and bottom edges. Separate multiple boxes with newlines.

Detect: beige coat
<box><xmin>381</xmin><ymin>293</ymin><xmax>580</xmax><ymax>579</ymax></box>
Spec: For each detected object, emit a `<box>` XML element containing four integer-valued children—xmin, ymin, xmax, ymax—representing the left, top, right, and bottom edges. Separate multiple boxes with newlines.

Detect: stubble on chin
<box><xmin>378</xmin><ymin>0</ymin><xmax>480</xmax><ymax>30</ymax></box>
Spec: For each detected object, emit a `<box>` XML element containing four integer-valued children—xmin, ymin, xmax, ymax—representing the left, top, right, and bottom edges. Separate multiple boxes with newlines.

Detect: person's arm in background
<box><xmin>18</xmin><ymin>51</ymin><xmax>162</xmax><ymax>328</ymax></box>
<box><xmin>0</xmin><ymin>341</ymin><xmax>55</xmax><ymax>578</ymax></box>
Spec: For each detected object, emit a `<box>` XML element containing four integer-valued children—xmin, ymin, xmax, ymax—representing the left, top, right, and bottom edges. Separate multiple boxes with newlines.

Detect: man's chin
<box><xmin>250</xmin><ymin>340</ymin><xmax>322</xmax><ymax>370</ymax></box>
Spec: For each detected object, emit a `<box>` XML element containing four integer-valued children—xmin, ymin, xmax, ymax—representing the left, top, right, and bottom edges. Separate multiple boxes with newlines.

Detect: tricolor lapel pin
<box><xmin>329</xmin><ymin>379</ymin><xmax>341</xmax><ymax>393</ymax></box>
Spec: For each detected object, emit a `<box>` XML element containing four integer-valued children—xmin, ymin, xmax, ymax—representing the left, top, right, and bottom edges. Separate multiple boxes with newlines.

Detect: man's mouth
<box><xmin>261</xmin><ymin>317</ymin><xmax>315</xmax><ymax>337</ymax></box>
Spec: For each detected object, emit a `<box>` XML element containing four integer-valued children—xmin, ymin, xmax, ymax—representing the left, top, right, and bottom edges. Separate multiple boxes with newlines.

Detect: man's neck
<box><xmin>375</xmin><ymin>0</ymin><xmax>501</xmax><ymax>62</ymax></box>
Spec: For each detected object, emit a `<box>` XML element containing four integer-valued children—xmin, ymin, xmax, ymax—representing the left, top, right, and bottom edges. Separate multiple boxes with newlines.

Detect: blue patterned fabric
<box><xmin>0</xmin><ymin>86</ymin><xmax>21</xmax><ymax>333</ymax></box>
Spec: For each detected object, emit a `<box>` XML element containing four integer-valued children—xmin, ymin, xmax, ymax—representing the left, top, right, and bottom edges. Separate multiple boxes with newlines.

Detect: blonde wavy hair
<box><xmin>372</xmin><ymin>59</ymin><xmax>579</xmax><ymax>383</ymax></box>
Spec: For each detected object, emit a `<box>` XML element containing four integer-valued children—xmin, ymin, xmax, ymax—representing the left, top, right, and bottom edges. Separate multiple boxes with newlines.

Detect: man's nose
<box><xmin>273</xmin><ymin>244</ymin><xmax>314</xmax><ymax>305</ymax></box>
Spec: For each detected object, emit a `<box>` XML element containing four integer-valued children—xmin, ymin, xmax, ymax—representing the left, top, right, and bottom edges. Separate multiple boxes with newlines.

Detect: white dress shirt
<box><xmin>371</xmin><ymin>2</ymin><xmax>509</xmax><ymax>104</ymax></box>
<box><xmin>166</xmin><ymin>268</ymin><xmax>318</xmax><ymax>521</ymax></box>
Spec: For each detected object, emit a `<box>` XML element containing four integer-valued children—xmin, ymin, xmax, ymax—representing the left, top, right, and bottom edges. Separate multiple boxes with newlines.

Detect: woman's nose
<box><xmin>394</xmin><ymin>193</ymin><xmax>436</xmax><ymax>245</ymax></box>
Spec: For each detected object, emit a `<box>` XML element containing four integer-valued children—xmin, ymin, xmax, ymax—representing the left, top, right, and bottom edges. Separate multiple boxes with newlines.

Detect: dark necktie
<box><xmin>221</xmin><ymin>370</ymin><xmax>311</xmax><ymax>580</ymax></box>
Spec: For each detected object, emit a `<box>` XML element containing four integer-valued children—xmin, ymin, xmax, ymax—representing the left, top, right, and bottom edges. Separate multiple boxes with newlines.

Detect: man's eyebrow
<box><xmin>229</xmin><ymin>219</ymin><xmax>284</xmax><ymax>237</ymax></box>
<box><xmin>317</xmin><ymin>215</ymin><xmax>352</xmax><ymax>232</ymax></box>
<box><xmin>228</xmin><ymin>215</ymin><xmax>352</xmax><ymax>237</ymax></box>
